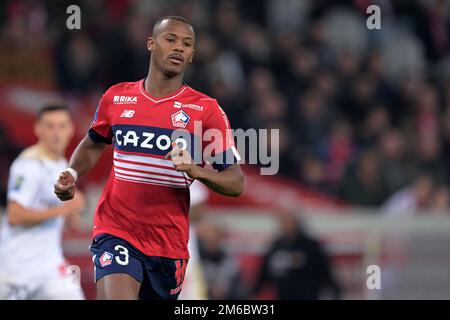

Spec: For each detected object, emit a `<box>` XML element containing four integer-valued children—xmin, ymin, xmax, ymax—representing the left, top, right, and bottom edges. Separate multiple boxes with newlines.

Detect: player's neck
<box><xmin>144</xmin><ymin>69</ymin><xmax>184</xmax><ymax>98</ymax></box>
<box><xmin>35</xmin><ymin>143</ymin><xmax>63</xmax><ymax>161</ymax></box>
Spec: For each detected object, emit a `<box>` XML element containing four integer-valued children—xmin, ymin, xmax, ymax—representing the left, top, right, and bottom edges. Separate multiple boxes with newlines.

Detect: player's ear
<box><xmin>147</xmin><ymin>36</ymin><xmax>154</xmax><ymax>52</ymax></box>
<box><xmin>189</xmin><ymin>50</ymin><xmax>195</xmax><ymax>63</ymax></box>
<box><xmin>33</xmin><ymin>121</ymin><xmax>41</xmax><ymax>139</ymax></box>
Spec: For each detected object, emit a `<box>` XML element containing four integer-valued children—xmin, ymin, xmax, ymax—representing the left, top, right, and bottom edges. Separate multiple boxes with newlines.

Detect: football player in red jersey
<box><xmin>54</xmin><ymin>16</ymin><xmax>244</xmax><ymax>300</ymax></box>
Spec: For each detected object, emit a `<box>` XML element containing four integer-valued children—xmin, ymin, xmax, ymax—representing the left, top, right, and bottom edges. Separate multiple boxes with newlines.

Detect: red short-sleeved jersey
<box><xmin>89</xmin><ymin>79</ymin><xmax>239</xmax><ymax>259</ymax></box>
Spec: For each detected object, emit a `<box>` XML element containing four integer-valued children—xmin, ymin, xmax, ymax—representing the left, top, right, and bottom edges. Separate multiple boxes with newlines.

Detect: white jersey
<box><xmin>0</xmin><ymin>145</ymin><xmax>67</xmax><ymax>285</ymax></box>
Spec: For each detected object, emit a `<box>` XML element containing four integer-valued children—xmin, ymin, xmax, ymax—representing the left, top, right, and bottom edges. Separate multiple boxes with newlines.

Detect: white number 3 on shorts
<box><xmin>114</xmin><ymin>245</ymin><xmax>129</xmax><ymax>266</ymax></box>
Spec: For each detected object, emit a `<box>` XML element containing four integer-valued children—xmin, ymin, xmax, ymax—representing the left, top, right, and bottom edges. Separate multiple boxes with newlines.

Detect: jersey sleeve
<box><xmin>7</xmin><ymin>158</ymin><xmax>42</xmax><ymax>208</ymax></box>
<box><xmin>88</xmin><ymin>93</ymin><xmax>113</xmax><ymax>144</ymax></box>
<box><xmin>203</xmin><ymin>100</ymin><xmax>241</xmax><ymax>171</ymax></box>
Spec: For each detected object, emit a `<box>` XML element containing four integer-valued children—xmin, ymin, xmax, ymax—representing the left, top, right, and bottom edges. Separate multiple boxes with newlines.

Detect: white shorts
<box><xmin>0</xmin><ymin>264</ymin><xmax>85</xmax><ymax>300</ymax></box>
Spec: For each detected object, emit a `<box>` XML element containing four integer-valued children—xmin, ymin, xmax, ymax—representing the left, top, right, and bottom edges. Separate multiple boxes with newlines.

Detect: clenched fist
<box><xmin>165</xmin><ymin>142</ymin><xmax>202</xmax><ymax>179</ymax></box>
<box><xmin>54</xmin><ymin>170</ymin><xmax>76</xmax><ymax>201</ymax></box>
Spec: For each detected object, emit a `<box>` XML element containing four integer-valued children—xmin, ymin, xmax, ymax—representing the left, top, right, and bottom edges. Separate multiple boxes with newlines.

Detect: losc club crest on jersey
<box><xmin>99</xmin><ymin>252</ymin><xmax>114</xmax><ymax>267</ymax></box>
<box><xmin>171</xmin><ymin>110</ymin><xmax>190</xmax><ymax>128</ymax></box>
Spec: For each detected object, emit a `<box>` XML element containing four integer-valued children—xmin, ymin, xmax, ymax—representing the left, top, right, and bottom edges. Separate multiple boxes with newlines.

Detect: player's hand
<box><xmin>165</xmin><ymin>142</ymin><xmax>201</xmax><ymax>179</ymax></box>
<box><xmin>54</xmin><ymin>170</ymin><xmax>76</xmax><ymax>201</ymax></box>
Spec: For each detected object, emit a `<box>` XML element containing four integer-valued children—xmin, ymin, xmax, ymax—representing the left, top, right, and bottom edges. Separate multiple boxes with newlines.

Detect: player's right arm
<box><xmin>8</xmin><ymin>195</ymin><xmax>84</xmax><ymax>227</ymax></box>
<box><xmin>54</xmin><ymin>136</ymin><xmax>107</xmax><ymax>201</ymax></box>
<box><xmin>7</xmin><ymin>158</ymin><xmax>85</xmax><ymax>226</ymax></box>
<box><xmin>54</xmin><ymin>91</ymin><xmax>113</xmax><ymax>201</ymax></box>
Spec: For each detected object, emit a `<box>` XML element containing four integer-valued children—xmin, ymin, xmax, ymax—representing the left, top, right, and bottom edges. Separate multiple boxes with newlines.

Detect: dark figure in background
<box><xmin>253</xmin><ymin>210</ymin><xmax>341</xmax><ymax>300</ymax></box>
<box><xmin>197</xmin><ymin>220</ymin><xmax>246</xmax><ymax>300</ymax></box>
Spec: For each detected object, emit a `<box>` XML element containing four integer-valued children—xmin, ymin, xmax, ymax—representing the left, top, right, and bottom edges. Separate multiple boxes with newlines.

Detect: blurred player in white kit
<box><xmin>0</xmin><ymin>103</ymin><xmax>85</xmax><ymax>300</ymax></box>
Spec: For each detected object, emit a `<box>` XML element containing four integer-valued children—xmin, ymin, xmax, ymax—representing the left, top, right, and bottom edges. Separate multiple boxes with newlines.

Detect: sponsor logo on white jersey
<box><xmin>114</xmin><ymin>96</ymin><xmax>138</xmax><ymax>104</ymax></box>
<box><xmin>120</xmin><ymin>110</ymin><xmax>135</xmax><ymax>118</ymax></box>
<box><xmin>173</xmin><ymin>101</ymin><xmax>204</xmax><ymax>111</ymax></box>
<box><xmin>171</xmin><ymin>110</ymin><xmax>190</xmax><ymax>128</ymax></box>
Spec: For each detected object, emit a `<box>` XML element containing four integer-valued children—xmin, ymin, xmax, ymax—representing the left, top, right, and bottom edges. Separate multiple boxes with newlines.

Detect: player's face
<box><xmin>148</xmin><ymin>20</ymin><xmax>195</xmax><ymax>77</ymax></box>
<box><xmin>35</xmin><ymin>111</ymin><xmax>74</xmax><ymax>156</ymax></box>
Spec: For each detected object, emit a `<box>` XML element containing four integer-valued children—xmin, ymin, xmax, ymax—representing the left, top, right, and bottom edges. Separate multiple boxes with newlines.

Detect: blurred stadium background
<box><xmin>1</xmin><ymin>0</ymin><xmax>450</xmax><ymax>299</ymax></box>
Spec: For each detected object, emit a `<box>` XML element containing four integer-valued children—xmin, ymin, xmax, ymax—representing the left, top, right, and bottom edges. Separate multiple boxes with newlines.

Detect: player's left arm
<box><xmin>196</xmin><ymin>163</ymin><xmax>244</xmax><ymax>197</ymax></box>
<box><xmin>166</xmin><ymin>143</ymin><xmax>243</xmax><ymax>196</ymax></box>
<box><xmin>166</xmin><ymin>144</ymin><xmax>244</xmax><ymax>197</ymax></box>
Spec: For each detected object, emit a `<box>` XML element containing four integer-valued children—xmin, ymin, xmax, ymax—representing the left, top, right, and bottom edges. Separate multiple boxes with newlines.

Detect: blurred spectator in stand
<box><xmin>251</xmin><ymin>89</ymin><xmax>288</xmax><ymax>129</ymax></box>
<box><xmin>339</xmin><ymin>150</ymin><xmax>388</xmax><ymax>207</ymax></box>
<box><xmin>414</xmin><ymin>134</ymin><xmax>448</xmax><ymax>183</ymax></box>
<box><xmin>55</xmin><ymin>33</ymin><xmax>100</xmax><ymax>94</ymax></box>
<box><xmin>430</xmin><ymin>184</ymin><xmax>450</xmax><ymax>211</ymax></box>
<box><xmin>213</xmin><ymin>0</ymin><xmax>241</xmax><ymax>50</ymax></box>
<box><xmin>313</xmin><ymin>69</ymin><xmax>337</xmax><ymax>105</ymax></box>
<box><xmin>392</xmin><ymin>73</ymin><xmax>424</xmax><ymax>125</ymax></box>
<box><xmin>288</xmin><ymin>46</ymin><xmax>319</xmax><ymax>94</ymax></box>
<box><xmin>296</xmin><ymin>88</ymin><xmax>331</xmax><ymax>157</ymax></box>
<box><xmin>357</xmin><ymin>106</ymin><xmax>390</xmax><ymax>148</ymax></box>
<box><xmin>197</xmin><ymin>220</ymin><xmax>246</xmax><ymax>300</ymax></box>
<box><xmin>252</xmin><ymin>209</ymin><xmax>340</xmax><ymax>300</ymax></box>
<box><xmin>378</xmin><ymin>129</ymin><xmax>416</xmax><ymax>195</ymax></box>
<box><xmin>414</xmin><ymin>85</ymin><xmax>441</xmax><ymax>137</ymax></box>
<box><xmin>336</xmin><ymin>50</ymin><xmax>361</xmax><ymax>85</ymax></box>
<box><xmin>342</xmin><ymin>73</ymin><xmax>378</xmax><ymax>123</ymax></box>
<box><xmin>298</xmin><ymin>154</ymin><xmax>331</xmax><ymax>196</ymax></box>
<box><xmin>325</xmin><ymin>120</ymin><xmax>355</xmax><ymax>189</ymax></box>
<box><xmin>237</xmin><ymin>22</ymin><xmax>271</xmax><ymax>72</ymax></box>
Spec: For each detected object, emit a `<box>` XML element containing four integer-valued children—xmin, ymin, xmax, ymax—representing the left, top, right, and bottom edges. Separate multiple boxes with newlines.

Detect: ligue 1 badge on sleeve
<box><xmin>13</xmin><ymin>175</ymin><xmax>24</xmax><ymax>191</ymax></box>
<box><xmin>171</xmin><ymin>110</ymin><xmax>190</xmax><ymax>128</ymax></box>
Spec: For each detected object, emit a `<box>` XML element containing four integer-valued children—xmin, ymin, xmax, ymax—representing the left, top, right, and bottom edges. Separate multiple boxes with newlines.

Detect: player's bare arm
<box><xmin>54</xmin><ymin>135</ymin><xmax>107</xmax><ymax>201</ymax></box>
<box><xmin>194</xmin><ymin>164</ymin><xmax>244</xmax><ymax>197</ymax></box>
<box><xmin>9</xmin><ymin>188</ymin><xmax>85</xmax><ymax>227</ymax></box>
<box><xmin>166</xmin><ymin>142</ymin><xmax>244</xmax><ymax>197</ymax></box>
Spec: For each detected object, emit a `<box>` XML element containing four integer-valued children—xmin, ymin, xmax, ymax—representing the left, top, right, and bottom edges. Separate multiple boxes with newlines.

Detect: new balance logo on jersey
<box><xmin>120</xmin><ymin>110</ymin><xmax>135</xmax><ymax>118</ymax></box>
<box><xmin>114</xmin><ymin>96</ymin><xmax>138</xmax><ymax>104</ymax></box>
<box><xmin>171</xmin><ymin>110</ymin><xmax>190</xmax><ymax>128</ymax></box>
<box><xmin>99</xmin><ymin>252</ymin><xmax>114</xmax><ymax>267</ymax></box>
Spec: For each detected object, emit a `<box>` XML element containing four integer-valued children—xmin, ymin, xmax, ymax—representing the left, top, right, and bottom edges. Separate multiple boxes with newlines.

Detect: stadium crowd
<box><xmin>0</xmin><ymin>0</ymin><xmax>450</xmax><ymax>212</ymax></box>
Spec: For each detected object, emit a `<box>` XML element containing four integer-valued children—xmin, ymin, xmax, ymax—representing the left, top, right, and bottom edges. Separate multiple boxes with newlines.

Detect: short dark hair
<box><xmin>152</xmin><ymin>15</ymin><xmax>194</xmax><ymax>35</ymax></box>
<box><xmin>37</xmin><ymin>102</ymin><xmax>71</xmax><ymax>120</ymax></box>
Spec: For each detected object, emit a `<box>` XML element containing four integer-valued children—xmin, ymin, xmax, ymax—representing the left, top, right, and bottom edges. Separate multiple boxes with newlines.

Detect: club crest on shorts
<box><xmin>99</xmin><ymin>252</ymin><xmax>114</xmax><ymax>267</ymax></box>
<box><xmin>171</xmin><ymin>110</ymin><xmax>190</xmax><ymax>128</ymax></box>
